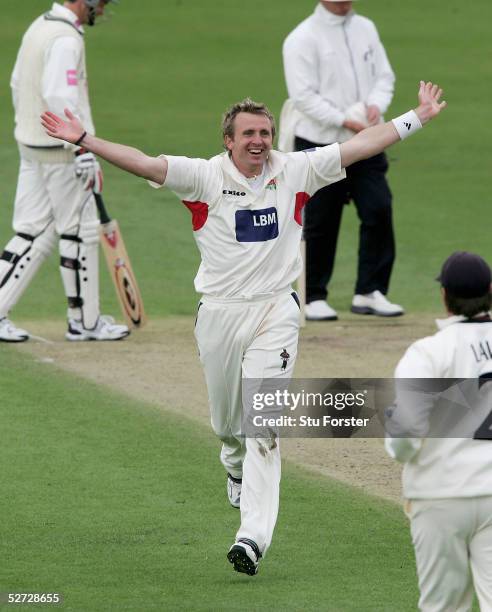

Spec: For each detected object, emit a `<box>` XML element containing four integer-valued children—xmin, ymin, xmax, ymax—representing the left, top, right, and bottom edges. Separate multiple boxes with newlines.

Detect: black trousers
<box><xmin>296</xmin><ymin>136</ymin><xmax>395</xmax><ymax>302</ymax></box>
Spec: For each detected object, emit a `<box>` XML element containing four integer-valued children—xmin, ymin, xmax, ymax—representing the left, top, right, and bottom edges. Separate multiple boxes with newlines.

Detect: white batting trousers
<box><xmin>194</xmin><ymin>290</ymin><xmax>300</xmax><ymax>556</ymax></box>
<box><xmin>13</xmin><ymin>151</ymin><xmax>97</xmax><ymax>237</ymax></box>
<box><xmin>408</xmin><ymin>496</ymin><xmax>492</xmax><ymax>612</ymax></box>
<box><xmin>0</xmin><ymin>148</ymin><xmax>100</xmax><ymax>322</ymax></box>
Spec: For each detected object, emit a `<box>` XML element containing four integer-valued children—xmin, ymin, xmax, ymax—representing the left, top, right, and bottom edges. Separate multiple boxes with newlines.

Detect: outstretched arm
<box><xmin>41</xmin><ymin>109</ymin><xmax>168</xmax><ymax>185</ymax></box>
<box><xmin>340</xmin><ymin>81</ymin><xmax>446</xmax><ymax>168</ymax></box>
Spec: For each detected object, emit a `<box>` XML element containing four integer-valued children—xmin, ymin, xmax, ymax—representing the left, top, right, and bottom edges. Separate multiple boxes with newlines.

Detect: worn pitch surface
<box><xmin>16</xmin><ymin>314</ymin><xmax>437</xmax><ymax>504</ymax></box>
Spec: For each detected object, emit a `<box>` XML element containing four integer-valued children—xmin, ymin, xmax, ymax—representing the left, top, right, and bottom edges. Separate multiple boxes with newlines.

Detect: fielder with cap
<box><xmin>283</xmin><ymin>0</ymin><xmax>403</xmax><ymax>320</ymax></box>
<box><xmin>386</xmin><ymin>252</ymin><xmax>492</xmax><ymax>611</ymax></box>
<box><xmin>41</xmin><ymin>81</ymin><xmax>445</xmax><ymax>575</ymax></box>
<box><xmin>0</xmin><ymin>0</ymin><xmax>128</xmax><ymax>342</ymax></box>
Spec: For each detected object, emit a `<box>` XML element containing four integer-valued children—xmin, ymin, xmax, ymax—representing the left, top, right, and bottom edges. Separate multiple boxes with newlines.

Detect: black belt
<box><xmin>24</xmin><ymin>144</ymin><xmax>65</xmax><ymax>150</ymax></box>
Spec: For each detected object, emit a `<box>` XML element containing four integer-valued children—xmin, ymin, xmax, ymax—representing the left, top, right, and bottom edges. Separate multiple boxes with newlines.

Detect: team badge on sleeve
<box><xmin>235</xmin><ymin>207</ymin><xmax>279</xmax><ymax>242</ymax></box>
<box><xmin>66</xmin><ymin>69</ymin><xmax>78</xmax><ymax>86</ymax></box>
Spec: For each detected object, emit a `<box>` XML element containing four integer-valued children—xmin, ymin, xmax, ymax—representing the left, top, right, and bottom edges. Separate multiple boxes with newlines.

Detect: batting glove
<box><xmin>74</xmin><ymin>152</ymin><xmax>103</xmax><ymax>193</ymax></box>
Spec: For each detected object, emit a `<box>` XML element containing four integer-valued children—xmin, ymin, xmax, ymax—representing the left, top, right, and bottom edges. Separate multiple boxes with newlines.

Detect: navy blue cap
<box><xmin>437</xmin><ymin>252</ymin><xmax>491</xmax><ymax>298</ymax></box>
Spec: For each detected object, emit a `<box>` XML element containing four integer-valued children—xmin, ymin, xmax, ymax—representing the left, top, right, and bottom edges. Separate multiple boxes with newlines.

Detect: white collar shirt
<box><xmin>150</xmin><ymin>146</ymin><xmax>345</xmax><ymax>299</ymax></box>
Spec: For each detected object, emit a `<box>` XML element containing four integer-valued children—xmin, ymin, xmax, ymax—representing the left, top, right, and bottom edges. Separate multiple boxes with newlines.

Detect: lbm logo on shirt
<box><xmin>235</xmin><ymin>207</ymin><xmax>279</xmax><ymax>242</ymax></box>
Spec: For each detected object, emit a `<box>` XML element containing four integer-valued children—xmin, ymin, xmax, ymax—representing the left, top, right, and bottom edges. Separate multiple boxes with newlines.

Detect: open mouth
<box><xmin>248</xmin><ymin>148</ymin><xmax>263</xmax><ymax>156</ymax></box>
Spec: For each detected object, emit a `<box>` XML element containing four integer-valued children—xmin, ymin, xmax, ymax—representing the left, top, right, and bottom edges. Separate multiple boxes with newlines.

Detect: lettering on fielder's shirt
<box><xmin>471</xmin><ymin>340</ymin><xmax>492</xmax><ymax>363</ymax></box>
<box><xmin>235</xmin><ymin>207</ymin><xmax>279</xmax><ymax>243</ymax></box>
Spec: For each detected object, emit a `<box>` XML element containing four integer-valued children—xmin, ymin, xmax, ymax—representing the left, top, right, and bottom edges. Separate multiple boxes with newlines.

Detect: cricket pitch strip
<box><xmin>17</xmin><ymin>314</ymin><xmax>437</xmax><ymax>504</ymax></box>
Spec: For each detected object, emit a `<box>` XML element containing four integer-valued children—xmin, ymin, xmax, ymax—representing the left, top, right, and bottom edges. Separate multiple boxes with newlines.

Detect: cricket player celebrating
<box><xmin>0</xmin><ymin>0</ymin><xmax>129</xmax><ymax>342</ymax></box>
<box><xmin>386</xmin><ymin>252</ymin><xmax>492</xmax><ymax>611</ymax></box>
<box><xmin>42</xmin><ymin>81</ymin><xmax>445</xmax><ymax>575</ymax></box>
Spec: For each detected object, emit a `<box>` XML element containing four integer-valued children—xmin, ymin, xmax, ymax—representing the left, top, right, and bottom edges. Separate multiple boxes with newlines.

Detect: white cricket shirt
<box><xmin>151</xmin><ymin>146</ymin><xmax>345</xmax><ymax>298</ymax></box>
<box><xmin>386</xmin><ymin>316</ymin><xmax>492</xmax><ymax>499</ymax></box>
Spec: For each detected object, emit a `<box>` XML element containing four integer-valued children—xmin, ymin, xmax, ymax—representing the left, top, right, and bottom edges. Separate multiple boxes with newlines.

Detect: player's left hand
<box><xmin>415</xmin><ymin>81</ymin><xmax>447</xmax><ymax>125</ymax></box>
<box><xmin>342</xmin><ymin>119</ymin><xmax>367</xmax><ymax>133</ymax></box>
<box><xmin>366</xmin><ymin>105</ymin><xmax>381</xmax><ymax>126</ymax></box>
<box><xmin>74</xmin><ymin>152</ymin><xmax>103</xmax><ymax>193</ymax></box>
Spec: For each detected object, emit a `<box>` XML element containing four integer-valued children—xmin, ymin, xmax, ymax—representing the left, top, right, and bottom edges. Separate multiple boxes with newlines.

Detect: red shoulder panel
<box><xmin>182</xmin><ymin>201</ymin><xmax>209</xmax><ymax>231</ymax></box>
<box><xmin>294</xmin><ymin>192</ymin><xmax>311</xmax><ymax>226</ymax></box>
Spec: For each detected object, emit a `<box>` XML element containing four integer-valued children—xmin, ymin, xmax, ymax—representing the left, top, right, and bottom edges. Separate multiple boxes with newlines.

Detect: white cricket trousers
<box><xmin>13</xmin><ymin>149</ymin><xmax>96</xmax><ymax>237</ymax></box>
<box><xmin>408</xmin><ymin>496</ymin><xmax>492</xmax><ymax>612</ymax></box>
<box><xmin>0</xmin><ymin>147</ymin><xmax>100</xmax><ymax>323</ymax></box>
<box><xmin>194</xmin><ymin>290</ymin><xmax>300</xmax><ymax>556</ymax></box>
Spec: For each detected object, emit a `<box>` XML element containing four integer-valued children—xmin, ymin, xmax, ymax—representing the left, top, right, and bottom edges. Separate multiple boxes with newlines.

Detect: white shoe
<box><xmin>305</xmin><ymin>300</ymin><xmax>338</xmax><ymax>321</ymax></box>
<box><xmin>227</xmin><ymin>474</ymin><xmax>242</xmax><ymax>509</ymax></box>
<box><xmin>0</xmin><ymin>317</ymin><xmax>29</xmax><ymax>342</ymax></box>
<box><xmin>351</xmin><ymin>291</ymin><xmax>404</xmax><ymax>317</ymax></box>
<box><xmin>227</xmin><ymin>539</ymin><xmax>262</xmax><ymax>576</ymax></box>
<box><xmin>66</xmin><ymin>315</ymin><xmax>130</xmax><ymax>341</ymax></box>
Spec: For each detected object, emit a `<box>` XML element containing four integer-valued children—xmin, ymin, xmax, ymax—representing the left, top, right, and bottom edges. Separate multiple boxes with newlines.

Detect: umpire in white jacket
<box><xmin>386</xmin><ymin>251</ymin><xmax>492</xmax><ymax>612</ymax></box>
<box><xmin>283</xmin><ymin>1</ymin><xmax>402</xmax><ymax>320</ymax></box>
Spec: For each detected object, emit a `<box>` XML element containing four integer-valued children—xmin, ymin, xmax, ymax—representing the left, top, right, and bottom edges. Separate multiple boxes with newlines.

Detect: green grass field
<box><xmin>0</xmin><ymin>1</ymin><xmax>488</xmax><ymax>610</ymax></box>
<box><xmin>1</xmin><ymin>350</ymin><xmax>420</xmax><ymax>612</ymax></box>
<box><xmin>1</xmin><ymin>0</ymin><xmax>490</xmax><ymax>318</ymax></box>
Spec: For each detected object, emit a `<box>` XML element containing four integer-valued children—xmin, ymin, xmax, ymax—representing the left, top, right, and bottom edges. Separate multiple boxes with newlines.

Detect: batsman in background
<box><xmin>42</xmin><ymin>81</ymin><xmax>445</xmax><ymax>576</ymax></box>
<box><xmin>0</xmin><ymin>0</ymin><xmax>129</xmax><ymax>342</ymax></box>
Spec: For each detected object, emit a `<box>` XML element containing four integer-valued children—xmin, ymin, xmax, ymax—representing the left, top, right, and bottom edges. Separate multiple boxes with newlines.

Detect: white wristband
<box><xmin>391</xmin><ymin>110</ymin><xmax>422</xmax><ymax>140</ymax></box>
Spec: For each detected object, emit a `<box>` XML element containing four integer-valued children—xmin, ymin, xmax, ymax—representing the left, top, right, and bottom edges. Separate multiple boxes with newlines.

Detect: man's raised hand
<box><xmin>415</xmin><ymin>81</ymin><xmax>447</xmax><ymax>125</ymax></box>
<box><xmin>41</xmin><ymin>108</ymin><xmax>85</xmax><ymax>144</ymax></box>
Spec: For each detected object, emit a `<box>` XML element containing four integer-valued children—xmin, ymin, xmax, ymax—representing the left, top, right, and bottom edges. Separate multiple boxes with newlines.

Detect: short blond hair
<box><xmin>222</xmin><ymin>98</ymin><xmax>276</xmax><ymax>140</ymax></box>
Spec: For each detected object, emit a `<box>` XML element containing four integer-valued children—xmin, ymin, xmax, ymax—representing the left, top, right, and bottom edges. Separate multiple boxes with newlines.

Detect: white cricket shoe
<box><xmin>66</xmin><ymin>315</ymin><xmax>130</xmax><ymax>341</ymax></box>
<box><xmin>0</xmin><ymin>317</ymin><xmax>29</xmax><ymax>342</ymax></box>
<box><xmin>227</xmin><ymin>538</ymin><xmax>262</xmax><ymax>576</ymax></box>
<box><xmin>227</xmin><ymin>474</ymin><xmax>242</xmax><ymax>509</ymax></box>
<box><xmin>305</xmin><ymin>300</ymin><xmax>338</xmax><ymax>321</ymax></box>
<box><xmin>351</xmin><ymin>291</ymin><xmax>404</xmax><ymax>317</ymax></box>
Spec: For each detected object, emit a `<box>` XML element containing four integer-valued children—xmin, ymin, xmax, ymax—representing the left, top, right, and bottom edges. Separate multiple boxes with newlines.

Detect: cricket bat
<box><xmin>94</xmin><ymin>193</ymin><xmax>147</xmax><ymax>329</ymax></box>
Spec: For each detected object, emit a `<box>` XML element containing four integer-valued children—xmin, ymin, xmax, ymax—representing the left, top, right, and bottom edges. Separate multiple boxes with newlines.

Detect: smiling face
<box><xmin>224</xmin><ymin>112</ymin><xmax>273</xmax><ymax>178</ymax></box>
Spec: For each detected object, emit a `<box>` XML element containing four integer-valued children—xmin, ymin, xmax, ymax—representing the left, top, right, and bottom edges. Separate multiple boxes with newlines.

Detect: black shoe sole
<box><xmin>227</xmin><ymin>546</ymin><xmax>258</xmax><ymax>576</ymax></box>
<box><xmin>351</xmin><ymin>306</ymin><xmax>403</xmax><ymax>317</ymax></box>
<box><xmin>305</xmin><ymin>315</ymin><xmax>338</xmax><ymax>321</ymax></box>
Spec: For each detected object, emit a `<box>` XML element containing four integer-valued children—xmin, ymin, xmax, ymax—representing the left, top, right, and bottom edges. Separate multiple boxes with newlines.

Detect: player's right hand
<box><xmin>74</xmin><ymin>152</ymin><xmax>103</xmax><ymax>193</ymax></box>
<box><xmin>41</xmin><ymin>108</ymin><xmax>85</xmax><ymax>144</ymax></box>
